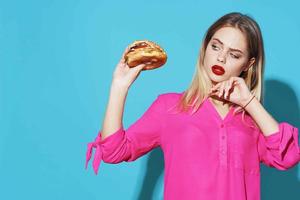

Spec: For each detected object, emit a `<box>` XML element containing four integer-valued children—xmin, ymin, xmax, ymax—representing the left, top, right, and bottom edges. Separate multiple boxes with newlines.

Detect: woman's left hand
<box><xmin>208</xmin><ymin>76</ymin><xmax>254</xmax><ymax>107</ymax></box>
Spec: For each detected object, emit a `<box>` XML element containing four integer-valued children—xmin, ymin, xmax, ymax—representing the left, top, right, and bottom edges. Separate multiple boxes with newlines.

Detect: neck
<box><xmin>209</xmin><ymin>96</ymin><xmax>231</xmax><ymax>108</ymax></box>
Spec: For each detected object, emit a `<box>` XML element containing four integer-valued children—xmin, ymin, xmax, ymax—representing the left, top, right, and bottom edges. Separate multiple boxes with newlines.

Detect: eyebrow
<box><xmin>212</xmin><ymin>38</ymin><xmax>244</xmax><ymax>54</ymax></box>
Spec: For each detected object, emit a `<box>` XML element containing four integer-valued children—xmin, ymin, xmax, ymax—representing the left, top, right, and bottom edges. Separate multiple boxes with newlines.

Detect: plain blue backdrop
<box><xmin>1</xmin><ymin>0</ymin><xmax>299</xmax><ymax>199</ymax></box>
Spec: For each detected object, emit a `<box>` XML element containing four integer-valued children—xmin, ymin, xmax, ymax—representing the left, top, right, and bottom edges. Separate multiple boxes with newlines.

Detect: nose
<box><xmin>217</xmin><ymin>51</ymin><xmax>226</xmax><ymax>63</ymax></box>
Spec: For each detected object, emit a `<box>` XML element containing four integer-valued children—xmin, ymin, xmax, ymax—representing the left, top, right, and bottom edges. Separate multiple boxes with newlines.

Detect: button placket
<box><xmin>219</xmin><ymin>123</ymin><xmax>227</xmax><ymax>168</ymax></box>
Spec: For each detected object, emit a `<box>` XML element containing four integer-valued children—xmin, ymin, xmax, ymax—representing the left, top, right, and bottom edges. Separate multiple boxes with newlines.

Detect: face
<box><xmin>203</xmin><ymin>26</ymin><xmax>255</xmax><ymax>86</ymax></box>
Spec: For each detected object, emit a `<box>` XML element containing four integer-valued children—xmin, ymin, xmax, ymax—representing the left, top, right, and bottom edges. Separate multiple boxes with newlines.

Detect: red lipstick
<box><xmin>211</xmin><ymin>65</ymin><xmax>225</xmax><ymax>75</ymax></box>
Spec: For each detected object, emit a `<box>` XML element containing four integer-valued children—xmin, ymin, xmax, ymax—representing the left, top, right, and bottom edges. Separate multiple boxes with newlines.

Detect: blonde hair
<box><xmin>168</xmin><ymin>12</ymin><xmax>265</xmax><ymax>129</ymax></box>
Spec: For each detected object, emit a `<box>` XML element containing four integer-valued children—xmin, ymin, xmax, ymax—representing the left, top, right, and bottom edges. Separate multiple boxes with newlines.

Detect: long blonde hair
<box><xmin>168</xmin><ymin>12</ymin><xmax>265</xmax><ymax>128</ymax></box>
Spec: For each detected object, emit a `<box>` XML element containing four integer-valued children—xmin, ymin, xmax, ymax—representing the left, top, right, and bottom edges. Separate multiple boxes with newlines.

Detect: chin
<box><xmin>210</xmin><ymin>73</ymin><xmax>225</xmax><ymax>82</ymax></box>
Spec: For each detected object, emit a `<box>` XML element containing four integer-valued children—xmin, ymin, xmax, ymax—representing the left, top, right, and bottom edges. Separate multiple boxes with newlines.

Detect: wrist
<box><xmin>111</xmin><ymin>79</ymin><xmax>130</xmax><ymax>90</ymax></box>
<box><xmin>242</xmin><ymin>95</ymin><xmax>259</xmax><ymax>116</ymax></box>
<box><xmin>240</xmin><ymin>94</ymin><xmax>255</xmax><ymax>109</ymax></box>
<box><xmin>110</xmin><ymin>83</ymin><xmax>129</xmax><ymax>96</ymax></box>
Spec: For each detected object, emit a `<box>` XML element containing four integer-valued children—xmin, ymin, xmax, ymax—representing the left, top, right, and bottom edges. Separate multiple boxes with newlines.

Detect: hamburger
<box><xmin>124</xmin><ymin>40</ymin><xmax>167</xmax><ymax>70</ymax></box>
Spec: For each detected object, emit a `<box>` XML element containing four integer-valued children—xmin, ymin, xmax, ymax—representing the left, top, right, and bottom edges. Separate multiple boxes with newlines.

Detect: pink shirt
<box><xmin>85</xmin><ymin>92</ymin><xmax>300</xmax><ymax>200</ymax></box>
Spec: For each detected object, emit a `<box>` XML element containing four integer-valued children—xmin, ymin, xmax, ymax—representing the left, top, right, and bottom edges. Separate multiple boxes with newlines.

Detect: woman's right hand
<box><xmin>112</xmin><ymin>46</ymin><xmax>147</xmax><ymax>89</ymax></box>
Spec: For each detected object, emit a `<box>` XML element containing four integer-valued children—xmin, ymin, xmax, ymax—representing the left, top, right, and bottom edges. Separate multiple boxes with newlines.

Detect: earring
<box><xmin>244</xmin><ymin>65</ymin><xmax>253</xmax><ymax>72</ymax></box>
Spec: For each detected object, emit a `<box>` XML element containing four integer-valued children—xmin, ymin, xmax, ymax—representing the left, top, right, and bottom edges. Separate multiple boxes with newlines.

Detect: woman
<box><xmin>85</xmin><ymin>12</ymin><xmax>300</xmax><ymax>200</ymax></box>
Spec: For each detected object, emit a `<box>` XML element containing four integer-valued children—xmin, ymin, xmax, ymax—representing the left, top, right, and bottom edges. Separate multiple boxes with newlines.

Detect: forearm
<box><xmin>101</xmin><ymin>82</ymin><xmax>129</xmax><ymax>140</ymax></box>
<box><xmin>244</xmin><ymin>97</ymin><xmax>279</xmax><ymax>137</ymax></box>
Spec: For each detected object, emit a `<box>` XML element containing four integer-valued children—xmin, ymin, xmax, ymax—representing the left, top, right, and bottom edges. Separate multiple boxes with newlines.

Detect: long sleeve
<box><xmin>85</xmin><ymin>94</ymin><xmax>165</xmax><ymax>175</ymax></box>
<box><xmin>257</xmin><ymin>122</ymin><xmax>300</xmax><ymax>170</ymax></box>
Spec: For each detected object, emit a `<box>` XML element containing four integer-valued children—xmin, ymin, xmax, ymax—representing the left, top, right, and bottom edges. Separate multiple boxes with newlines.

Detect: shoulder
<box><xmin>157</xmin><ymin>91</ymin><xmax>183</xmax><ymax>102</ymax></box>
<box><xmin>156</xmin><ymin>91</ymin><xmax>184</xmax><ymax>111</ymax></box>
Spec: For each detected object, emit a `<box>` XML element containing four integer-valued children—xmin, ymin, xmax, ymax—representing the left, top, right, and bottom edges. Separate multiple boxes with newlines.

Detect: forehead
<box><xmin>211</xmin><ymin>26</ymin><xmax>247</xmax><ymax>51</ymax></box>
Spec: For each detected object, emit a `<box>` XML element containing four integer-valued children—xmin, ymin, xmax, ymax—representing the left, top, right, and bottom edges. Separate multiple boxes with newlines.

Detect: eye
<box><xmin>211</xmin><ymin>44</ymin><xmax>219</xmax><ymax>50</ymax></box>
<box><xmin>230</xmin><ymin>53</ymin><xmax>240</xmax><ymax>59</ymax></box>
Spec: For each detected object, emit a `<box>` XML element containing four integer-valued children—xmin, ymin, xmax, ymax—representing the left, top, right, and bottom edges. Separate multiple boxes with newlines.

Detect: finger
<box><xmin>209</xmin><ymin>85</ymin><xmax>218</xmax><ymax>94</ymax></box>
<box><xmin>225</xmin><ymin>78</ymin><xmax>233</xmax><ymax>99</ymax></box>
<box><xmin>232</xmin><ymin>80</ymin><xmax>239</xmax><ymax>87</ymax></box>
<box><xmin>209</xmin><ymin>89</ymin><xmax>219</xmax><ymax>97</ymax></box>
<box><xmin>229</xmin><ymin>77</ymin><xmax>234</xmax><ymax>87</ymax></box>
<box><xmin>120</xmin><ymin>46</ymin><xmax>131</xmax><ymax>63</ymax></box>
<box><xmin>218</xmin><ymin>82</ymin><xmax>226</xmax><ymax>98</ymax></box>
<box><xmin>122</xmin><ymin>46</ymin><xmax>131</xmax><ymax>57</ymax></box>
<box><xmin>210</xmin><ymin>82</ymin><xmax>220</xmax><ymax>92</ymax></box>
<box><xmin>116</xmin><ymin>61</ymin><xmax>125</xmax><ymax>70</ymax></box>
<box><xmin>217</xmin><ymin>83</ymin><xmax>222</xmax><ymax>97</ymax></box>
<box><xmin>209</xmin><ymin>84</ymin><xmax>216</xmax><ymax>94</ymax></box>
<box><xmin>119</xmin><ymin>60</ymin><xmax>129</xmax><ymax>69</ymax></box>
<box><xmin>216</xmin><ymin>83</ymin><xmax>222</xmax><ymax>97</ymax></box>
<box><xmin>224</xmin><ymin>81</ymin><xmax>229</xmax><ymax>99</ymax></box>
<box><xmin>232</xmin><ymin>76</ymin><xmax>243</xmax><ymax>85</ymax></box>
<box><xmin>124</xmin><ymin>63</ymin><xmax>130</xmax><ymax>70</ymax></box>
<box><xmin>119</xmin><ymin>57</ymin><xmax>126</xmax><ymax>65</ymax></box>
<box><xmin>134</xmin><ymin>63</ymin><xmax>146</xmax><ymax>71</ymax></box>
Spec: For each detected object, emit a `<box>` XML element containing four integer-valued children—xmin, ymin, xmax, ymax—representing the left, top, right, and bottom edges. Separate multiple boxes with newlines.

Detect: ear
<box><xmin>243</xmin><ymin>57</ymin><xmax>255</xmax><ymax>72</ymax></box>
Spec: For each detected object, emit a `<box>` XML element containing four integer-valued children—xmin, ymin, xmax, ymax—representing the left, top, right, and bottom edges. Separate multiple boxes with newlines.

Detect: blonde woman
<box><xmin>85</xmin><ymin>12</ymin><xmax>300</xmax><ymax>200</ymax></box>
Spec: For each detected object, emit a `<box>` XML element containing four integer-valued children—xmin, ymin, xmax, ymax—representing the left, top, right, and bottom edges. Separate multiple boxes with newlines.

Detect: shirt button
<box><xmin>221</xmin><ymin>136</ymin><xmax>225</xmax><ymax>139</ymax></box>
<box><xmin>220</xmin><ymin>124</ymin><xmax>224</xmax><ymax>128</ymax></box>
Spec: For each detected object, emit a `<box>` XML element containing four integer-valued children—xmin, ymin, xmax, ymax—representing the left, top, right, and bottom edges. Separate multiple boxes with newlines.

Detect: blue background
<box><xmin>1</xmin><ymin>0</ymin><xmax>299</xmax><ymax>199</ymax></box>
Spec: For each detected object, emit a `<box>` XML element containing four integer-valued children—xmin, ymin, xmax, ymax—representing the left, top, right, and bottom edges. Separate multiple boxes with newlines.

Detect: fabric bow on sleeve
<box><xmin>85</xmin><ymin>134</ymin><xmax>102</xmax><ymax>175</ymax></box>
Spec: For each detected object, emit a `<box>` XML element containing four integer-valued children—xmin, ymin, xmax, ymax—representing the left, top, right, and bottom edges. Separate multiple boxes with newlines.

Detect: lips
<box><xmin>211</xmin><ymin>65</ymin><xmax>225</xmax><ymax>75</ymax></box>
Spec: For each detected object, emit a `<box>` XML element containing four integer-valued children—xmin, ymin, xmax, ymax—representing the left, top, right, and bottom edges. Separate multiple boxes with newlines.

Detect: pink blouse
<box><xmin>85</xmin><ymin>92</ymin><xmax>300</xmax><ymax>200</ymax></box>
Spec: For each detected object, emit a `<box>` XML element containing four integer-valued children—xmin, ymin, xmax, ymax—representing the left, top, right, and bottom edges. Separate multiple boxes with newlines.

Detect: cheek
<box><xmin>203</xmin><ymin>49</ymin><xmax>215</xmax><ymax>65</ymax></box>
<box><xmin>206</xmin><ymin>48</ymin><xmax>217</xmax><ymax>58</ymax></box>
<box><xmin>227</xmin><ymin>63</ymin><xmax>245</xmax><ymax>76</ymax></box>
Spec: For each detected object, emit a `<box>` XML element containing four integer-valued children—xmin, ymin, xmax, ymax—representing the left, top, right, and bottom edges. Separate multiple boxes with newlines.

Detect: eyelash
<box><xmin>211</xmin><ymin>44</ymin><xmax>240</xmax><ymax>59</ymax></box>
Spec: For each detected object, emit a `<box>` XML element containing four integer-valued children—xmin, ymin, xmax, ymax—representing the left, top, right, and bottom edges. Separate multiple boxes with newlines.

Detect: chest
<box><xmin>161</xmin><ymin>113</ymin><xmax>259</xmax><ymax>166</ymax></box>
